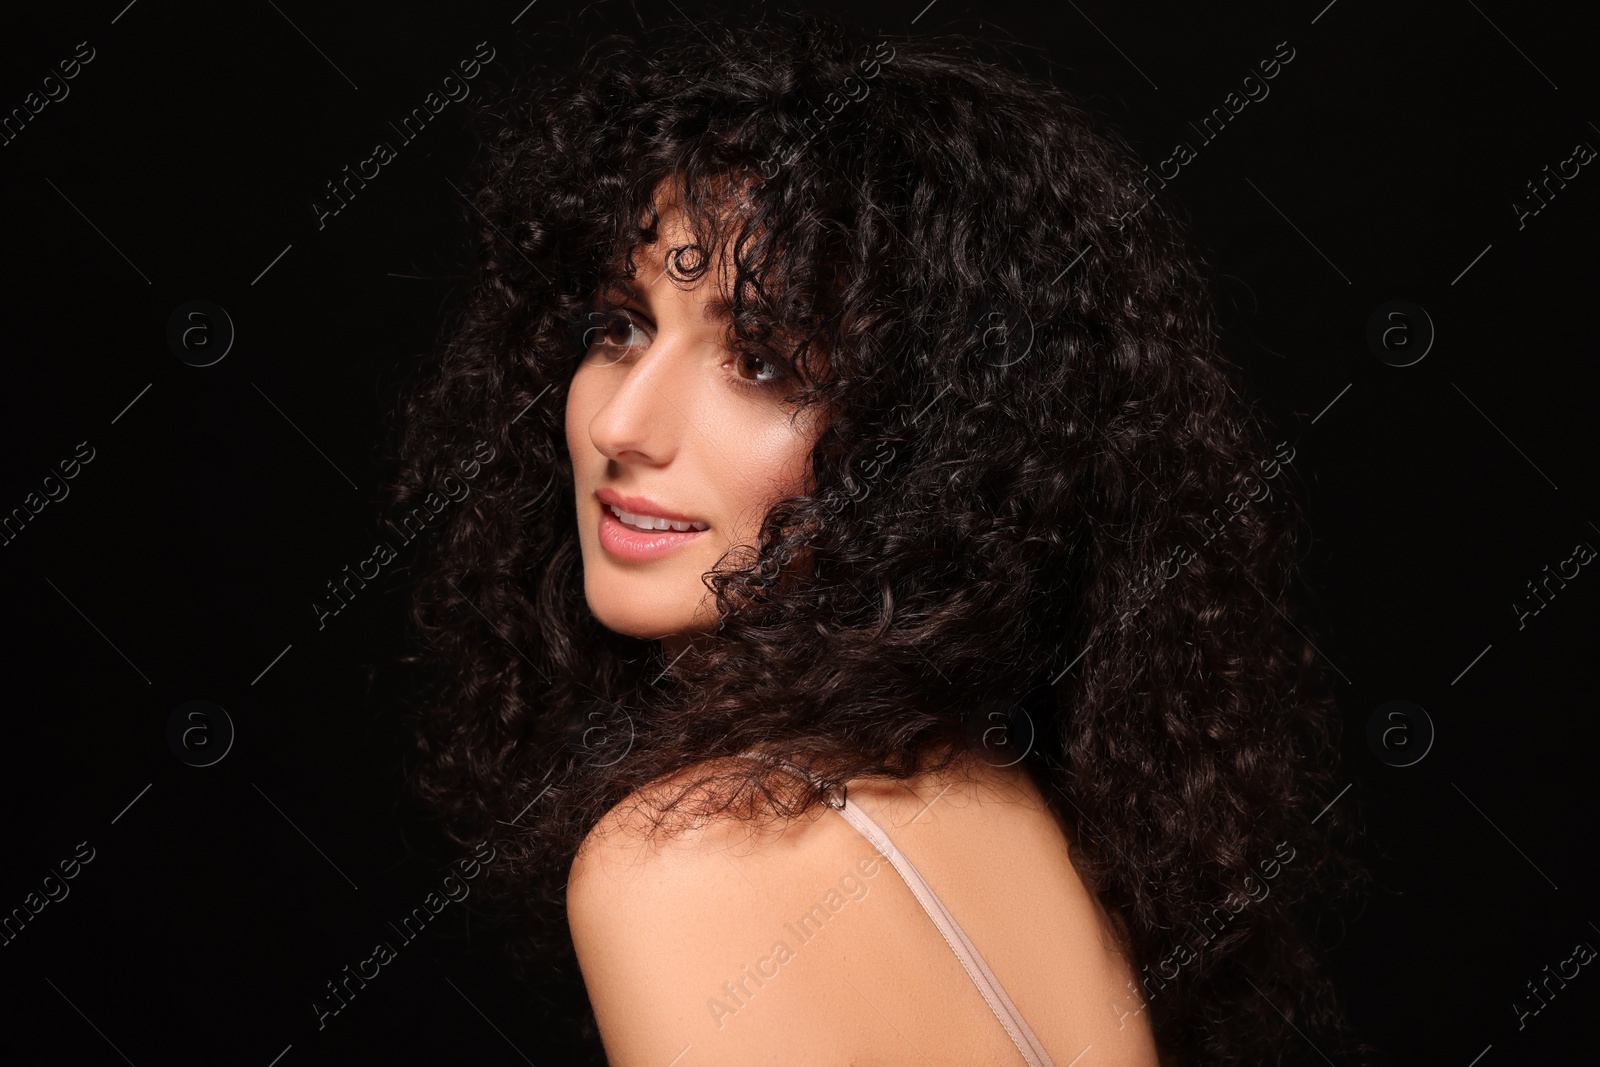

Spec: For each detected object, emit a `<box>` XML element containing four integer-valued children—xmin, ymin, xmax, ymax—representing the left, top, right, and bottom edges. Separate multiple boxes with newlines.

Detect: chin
<box><xmin>583</xmin><ymin>571</ymin><xmax>709</xmax><ymax>641</ymax></box>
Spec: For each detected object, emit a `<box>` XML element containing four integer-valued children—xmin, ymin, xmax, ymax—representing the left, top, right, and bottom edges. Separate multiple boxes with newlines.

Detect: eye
<box><xmin>580</xmin><ymin>308</ymin><xmax>652</xmax><ymax>363</ymax></box>
<box><xmin>732</xmin><ymin>352</ymin><xmax>789</xmax><ymax>385</ymax></box>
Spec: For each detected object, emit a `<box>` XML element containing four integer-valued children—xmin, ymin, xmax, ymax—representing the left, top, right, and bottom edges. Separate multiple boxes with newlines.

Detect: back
<box><xmin>567</xmin><ymin>748</ymin><xmax>1165</xmax><ymax>1066</ymax></box>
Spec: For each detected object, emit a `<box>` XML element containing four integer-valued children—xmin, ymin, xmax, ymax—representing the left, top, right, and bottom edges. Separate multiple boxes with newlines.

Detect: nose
<box><xmin>584</xmin><ymin>334</ymin><xmax>696</xmax><ymax>467</ymax></box>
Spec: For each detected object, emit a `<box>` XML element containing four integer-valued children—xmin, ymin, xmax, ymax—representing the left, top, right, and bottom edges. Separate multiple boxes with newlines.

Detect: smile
<box><xmin>606</xmin><ymin>504</ymin><xmax>709</xmax><ymax>533</ymax></box>
<box><xmin>597</xmin><ymin>505</ymin><xmax>710</xmax><ymax>562</ymax></box>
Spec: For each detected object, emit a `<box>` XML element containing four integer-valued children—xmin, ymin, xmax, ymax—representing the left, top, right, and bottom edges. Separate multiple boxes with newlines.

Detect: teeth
<box><xmin>608</xmin><ymin>504</ymin><xmax>708</xmax><ymax>533</ymax></box>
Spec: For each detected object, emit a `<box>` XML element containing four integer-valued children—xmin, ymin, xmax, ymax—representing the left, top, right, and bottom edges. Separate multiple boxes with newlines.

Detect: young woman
<box><xmin>386</xmin><ymin>12</ymin><xmax>1375</xmax><ymax>1066</ymax></box>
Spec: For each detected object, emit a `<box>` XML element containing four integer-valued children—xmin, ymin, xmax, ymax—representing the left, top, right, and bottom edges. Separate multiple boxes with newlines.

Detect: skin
<box><xmin>568</xmin><ymin>746</ymin><xmax>1168</xmax><ymax>1066</ymax></box>
<box><xmin>565</xmin><ymin>193</ymin><xmax>821</xmax><ymax>660</ymax></box>
<box><xmin>564</xmin><ymin>188</ymin><xmax>1166</xmax><ymax>1065</ymax></box>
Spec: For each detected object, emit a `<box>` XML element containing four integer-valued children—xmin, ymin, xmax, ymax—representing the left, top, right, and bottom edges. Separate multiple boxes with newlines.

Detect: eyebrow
<box><xmin>613</xmin><ymin>276</ymin><xmax>735</xmax><ymax>326</ymax></box>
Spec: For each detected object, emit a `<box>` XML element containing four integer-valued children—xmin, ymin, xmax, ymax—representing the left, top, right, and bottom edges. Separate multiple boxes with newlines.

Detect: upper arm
<box><xmin>566</xmin><ymin>765</ymin><xmax>1164</xmax><ymax>1066</ymax></box>
<box><xmin>567</xmin><ymin>787</ymin><xmax>863</xmax><ymax>1066</ymax></box>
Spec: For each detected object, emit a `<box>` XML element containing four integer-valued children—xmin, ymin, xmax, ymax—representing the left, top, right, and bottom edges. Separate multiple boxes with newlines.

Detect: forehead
<box><xmin>613</xmin><ymin>200</ymin><xmax>740</xmax><ymax>323</ymax></box>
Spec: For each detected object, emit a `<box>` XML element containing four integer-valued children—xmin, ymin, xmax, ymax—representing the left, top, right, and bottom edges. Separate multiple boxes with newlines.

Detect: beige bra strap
<box><xmin>741</xmin><ymin>751</ymin><xmax>1059</xmax><ymax>1067</ymax></box>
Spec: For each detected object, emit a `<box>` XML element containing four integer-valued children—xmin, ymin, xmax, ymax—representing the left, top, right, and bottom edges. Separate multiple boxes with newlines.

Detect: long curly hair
<box><xmin>382</xmin><ymin>10</ymin><xmax>1377</xmax><ymax>1066</ymax></box>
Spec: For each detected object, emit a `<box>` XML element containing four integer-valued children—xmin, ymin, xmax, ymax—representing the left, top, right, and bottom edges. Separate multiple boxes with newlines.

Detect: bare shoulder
<box><xmin>567</xmin><ymin>757</ymin><xmax>874</xmax><ymax>1064</ymax></box>
<box><xmin>567</xmin><ymin>752</ymin><xmax>1164</xmax><ymax>1066</ymax></box>
<box><xmin>567</xmin><ymin>755</ymin><xmax>835</xmax><ymax>909</ymax></box>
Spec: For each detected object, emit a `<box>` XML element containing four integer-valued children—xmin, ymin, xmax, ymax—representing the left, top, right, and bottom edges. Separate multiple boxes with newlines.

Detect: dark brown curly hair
<box><xmin>382</xmin><ymin>9</ymin><xmax>1377</xmax><ymax>1065</ymax></box>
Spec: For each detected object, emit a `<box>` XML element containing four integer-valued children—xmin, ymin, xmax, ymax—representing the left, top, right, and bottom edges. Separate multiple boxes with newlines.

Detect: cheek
<box><xmin>762</xmin><ymin>409</ymin><xmax>821</xmax><ymax>493</ymax></box>
<box><xmin>711</xmin><ymin>418</ymin><xmax>816</xmax><ymax>533</ymax></box>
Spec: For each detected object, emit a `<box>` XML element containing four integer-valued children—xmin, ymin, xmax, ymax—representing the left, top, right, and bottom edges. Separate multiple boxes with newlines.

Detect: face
<box><xmin>564</xmin><ymin>199</ymin><xmax>822</xmax><ymax>656</ymax></box>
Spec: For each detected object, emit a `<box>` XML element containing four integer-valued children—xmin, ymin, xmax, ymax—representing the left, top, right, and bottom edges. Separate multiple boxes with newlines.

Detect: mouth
<box><xmin>603</xmin><ymin>503</ymin><xmax>710</xmax><ymax>533</ymax></box>
<box><xmin>594</xmin><ymin>491</ymin><xmax>710</xmax><ymax>561</ymax></box>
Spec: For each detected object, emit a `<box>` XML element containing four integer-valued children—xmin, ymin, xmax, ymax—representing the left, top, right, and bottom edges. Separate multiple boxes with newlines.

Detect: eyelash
<box><xmin>580</xmin><ymin>308</ymin><xmax>792</xmax><ymax>394</ymax></box>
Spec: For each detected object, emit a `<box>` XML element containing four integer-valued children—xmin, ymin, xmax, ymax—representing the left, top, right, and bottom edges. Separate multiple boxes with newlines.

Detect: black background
<box><xmin>2</xmin><ymin>1</ymin><xmax>1597</xmax><ymax>1064</ymax></box>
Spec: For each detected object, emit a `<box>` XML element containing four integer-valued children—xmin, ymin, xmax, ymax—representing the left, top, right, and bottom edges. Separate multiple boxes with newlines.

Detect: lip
<box><xmin>597</xmin><ymin>505</ymin><xmax>709</xmax><ymax>562</ymax></box>
<box><xmin>595</xmin><ymin>488</ymin><xmax>706</xmax><ymax>526</ymax></box>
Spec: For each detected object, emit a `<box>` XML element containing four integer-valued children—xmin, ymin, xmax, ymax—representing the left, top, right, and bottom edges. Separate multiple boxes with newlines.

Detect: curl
<box><xmin>381</xmin><ymin>11</ymin><xmax>1378</xmax><ymax>1066</ymax></box>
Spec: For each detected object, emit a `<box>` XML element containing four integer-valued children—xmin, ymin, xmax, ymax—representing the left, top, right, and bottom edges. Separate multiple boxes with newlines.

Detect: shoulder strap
<box><xmin>741</xmin><ymin>752</ymin><xmax>1060</xmax><ymax>1067</ymax></box>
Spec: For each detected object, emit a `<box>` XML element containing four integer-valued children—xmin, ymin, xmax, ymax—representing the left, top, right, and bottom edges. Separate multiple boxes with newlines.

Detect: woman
<box><xmin>386</xmin><ymin>11</ymin><xmax>1375</xmax><ymax>1066</ymax></box>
